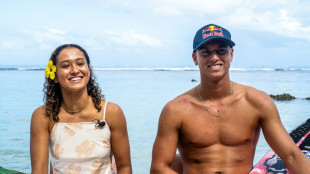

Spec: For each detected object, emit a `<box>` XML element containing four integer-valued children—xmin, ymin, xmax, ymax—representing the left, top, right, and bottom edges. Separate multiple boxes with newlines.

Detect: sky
<box><xmin>1</xmin><ymin>0</ymin><xmax>310</xmax><ymax>68</ymax></box>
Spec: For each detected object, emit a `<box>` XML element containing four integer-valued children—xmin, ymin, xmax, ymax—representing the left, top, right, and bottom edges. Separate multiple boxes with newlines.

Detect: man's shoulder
<box><xmin>235</xmin><ymin>82</ymin><xmax>273</xmax><ymax>108</ymax></box>
<box><xmin>166</xmin><ymin>88</ymin><xmax>196</xmax><ymax>107</ymax></box>
<box><xmin>235</xmin><ymin>82</ymin><xmax>268</xmax><ymax>97</ymax></box>
<box><xmin>161</xmin><ymin>87</ymin><xmax>197</xmax><ymax>116</ymax></box>
<box><xmin>239</xmin><ymin>84</ymin><xmax>268</xmax><ymax>100</ymax></box>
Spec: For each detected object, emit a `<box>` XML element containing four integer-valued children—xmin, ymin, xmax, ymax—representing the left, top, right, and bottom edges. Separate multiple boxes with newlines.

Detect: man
<box><xmin>150</xmin><ymin>24</ymin><xmax>310</xmax><ymax>174</ymax></box>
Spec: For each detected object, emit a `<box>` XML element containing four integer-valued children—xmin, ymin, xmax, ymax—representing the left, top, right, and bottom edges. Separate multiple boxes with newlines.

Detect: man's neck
<box><xmin>199</xmin><ymin>78</ymin><xmax>232</xmax><ymax>99</ymax></box>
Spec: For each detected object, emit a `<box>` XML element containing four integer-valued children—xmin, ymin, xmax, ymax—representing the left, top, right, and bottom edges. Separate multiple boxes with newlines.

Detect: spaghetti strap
<box><xmin>104</xmin><ymin>167</ymin><xmax>112</xmax><ymax>174</ymax></box>
<box><xmin>103</xmin><ymin>101</ymin><xmax>108</xmax><ymax>120</ymax></box>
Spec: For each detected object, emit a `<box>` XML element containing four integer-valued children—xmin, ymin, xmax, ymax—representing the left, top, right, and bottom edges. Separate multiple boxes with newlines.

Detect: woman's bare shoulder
<box><xmin>31</xmin><ymin>105</ymin><xmax>49</xmax><ymax>130</ymax></box>
<box><xmin>104</xmin><ymin>100</ymin><xmax>123</xmax><ymax>115</ymax></box>
<box><xmin>32</xmin><ymin>106</ymin><xmax>48</xmax><ymax>121</ymax></box>
<box><xmin>103</xmin><ymin>100</ymin><xmax>126</xmax><ymax>128</ymax></box>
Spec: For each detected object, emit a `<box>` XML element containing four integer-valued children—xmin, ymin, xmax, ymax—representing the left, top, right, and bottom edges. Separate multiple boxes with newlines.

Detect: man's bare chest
<box><xmin>179</xmin><ymin>113</ymin><xmax>260</xmax><ymax>147</ymax></box>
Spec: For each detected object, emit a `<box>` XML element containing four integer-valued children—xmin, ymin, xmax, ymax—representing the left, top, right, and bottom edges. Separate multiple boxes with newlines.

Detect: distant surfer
<box><xmin>150</xmin><ymin>24</ymin><xmax>310</xmax><ymax>174</ymax></box>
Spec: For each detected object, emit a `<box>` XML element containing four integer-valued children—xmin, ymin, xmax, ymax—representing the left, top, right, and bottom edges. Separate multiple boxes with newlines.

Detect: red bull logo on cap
<box><xmin>202</xmin><ymin>25</ymin><xmax>224</xmax><ymax>39</ymax></box>
<box><xmin>202</xmin><ymin>25</ymin><xmax>222</xmax><ymax>34</ymax></box>
<box><xmin>202</xmin><ymin>30</ymin><xmax>224</xmax><ymax>39</ymax></box>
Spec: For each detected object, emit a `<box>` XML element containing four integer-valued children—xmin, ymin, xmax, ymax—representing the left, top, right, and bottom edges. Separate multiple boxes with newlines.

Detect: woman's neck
<box><xmin>61</xmin><ymin>90</ymin><xmax>89</xmax><ymax>111</ymax></box>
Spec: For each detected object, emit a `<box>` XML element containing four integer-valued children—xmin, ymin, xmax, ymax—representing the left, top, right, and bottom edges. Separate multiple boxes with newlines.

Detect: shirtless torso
<box><xmin>176</xmin><ymin>83</ymin><xmax>262</xmax><ymax>173</ymax></box>
<box><xmin>151</xmin><ymin>81</ymin><xmax>302</xmax><ymax>174</ymax></box>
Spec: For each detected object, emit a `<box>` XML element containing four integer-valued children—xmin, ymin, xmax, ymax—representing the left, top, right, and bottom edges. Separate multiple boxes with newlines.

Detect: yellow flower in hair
<box><xmin>45</xmin><ymin>60</ymin><xmax>56</xmax><ymax>80</ymax></box>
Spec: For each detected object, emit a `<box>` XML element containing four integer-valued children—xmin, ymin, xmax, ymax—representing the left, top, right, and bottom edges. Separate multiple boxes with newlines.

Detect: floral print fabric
<box><xmin>50</xmin><ymin>101</ymin><xmax>115</xmax><ymax>174</ymax></box>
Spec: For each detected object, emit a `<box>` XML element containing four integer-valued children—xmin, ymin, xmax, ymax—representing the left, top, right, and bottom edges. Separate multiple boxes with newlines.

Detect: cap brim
<box><xmin>193</xmin><ymin>37</ymin><xmax>235</xmax><ymax>52</ymax></box>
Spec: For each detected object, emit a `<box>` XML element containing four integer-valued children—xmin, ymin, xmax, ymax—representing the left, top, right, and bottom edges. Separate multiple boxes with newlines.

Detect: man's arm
<box><xmin>151</xmin><ymin>102</ymin><xmax>182</xmax><ymax>174</ymax></box>
<box><xmin>257</xmin><ymin>92</ymin><xmax>310</xmax><ymax>174</ymax></box>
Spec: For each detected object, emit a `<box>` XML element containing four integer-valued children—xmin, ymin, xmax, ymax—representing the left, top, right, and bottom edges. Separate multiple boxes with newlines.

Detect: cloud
<box><xmin>3</xmin><ymin>28</ymin><xmax>69</xmax><ymax>51</ymax></box>
<box><xmin>0</xmin><ymin>41</ymin><xmax>26</xmax><ymax>50</ymax></box>
<box><xmin>1</xmin><ymin>27</ymin><xmax>165</xmax><ymax>52</ymax></box>
<box><xmin>23</xmin><ymin>28</ymin><xmax>67</xmax><ymax>44</ymax></box>
<box><xmin>82</xmin><ymin>38</ymin><xmax>105</xmax><ymax>50</ymax></box>
<box><xmin>154</xmin><ymin>6</ymin><xmax>182</xmax><ymax>16</ymax></box>
<box><xmin>227</xmin><ymin>2</ymin><xmax>310</xmax><ymax>41</ymax></box>
<box><xmin>151</xmin><ymin>0</ymin><xmax>310</xmax><ymax>41</ymax></box>
<box><xmin>101</xmin><ymin>30</ymin><xmax>165</xmax><ymax>50</ymax></box>
<box><xmin>152</xmin><ymin>0</ymin><xmax>242</xmax><ymax>16</ymax></box>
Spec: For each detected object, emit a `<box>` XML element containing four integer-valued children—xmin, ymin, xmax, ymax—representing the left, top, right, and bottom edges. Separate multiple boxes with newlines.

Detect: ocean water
<box><xmin>0</xmin><ymin>67</ymin><xmax>309</xmax><ymax>173</ymax></box>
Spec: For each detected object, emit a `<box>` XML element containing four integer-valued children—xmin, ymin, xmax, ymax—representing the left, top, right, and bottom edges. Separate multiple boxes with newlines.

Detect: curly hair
<box><xmin>43</xmin><ymin>44</ymin><xmax>104</xmax><ymax>127</ymax></box>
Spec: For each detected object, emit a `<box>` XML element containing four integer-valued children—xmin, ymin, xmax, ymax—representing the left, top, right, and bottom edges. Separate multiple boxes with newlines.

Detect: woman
<box><xmin>30</xmin><ymin>44</ymin><xmax>131</xmax><ymax>174</ymax></box>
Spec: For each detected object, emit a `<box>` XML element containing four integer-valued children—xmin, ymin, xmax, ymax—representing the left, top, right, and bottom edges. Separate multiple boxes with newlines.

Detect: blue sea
<box><xmin>0</xmin><ymin>66</ymin><xmax>310</xmax><ymax>174</ymax></box>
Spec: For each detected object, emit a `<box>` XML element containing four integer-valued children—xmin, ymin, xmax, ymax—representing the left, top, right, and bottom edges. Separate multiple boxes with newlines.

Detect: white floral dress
<box><xmin>50</xmin><ymin>101</ymin><xmax>115</xmax><ymax>174</ymax></box>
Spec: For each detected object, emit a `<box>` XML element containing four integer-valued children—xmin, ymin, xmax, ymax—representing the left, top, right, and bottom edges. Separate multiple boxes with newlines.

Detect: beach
<box><xmin>0</xmin><ymin>67</ymin><xmax>309</xmax><ymax>173</ymax></box>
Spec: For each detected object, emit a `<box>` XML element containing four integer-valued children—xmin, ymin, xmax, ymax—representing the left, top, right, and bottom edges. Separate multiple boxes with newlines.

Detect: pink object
<box><xmin>250</xmin><ymin>130</ymin><xmax>310</xmax><ymax>174</ymax></box>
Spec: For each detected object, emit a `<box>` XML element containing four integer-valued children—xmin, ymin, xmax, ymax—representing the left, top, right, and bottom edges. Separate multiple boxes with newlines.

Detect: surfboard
<box><xmin>250</xmin><ymin>119</ymin><xmax>310</xmax><ymax>174</ymax></box>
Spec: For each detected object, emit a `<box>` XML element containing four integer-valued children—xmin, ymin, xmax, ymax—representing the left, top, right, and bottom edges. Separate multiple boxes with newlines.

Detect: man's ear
<box><xmin>230</xmin><ymin>48</ymin><xmax>234</xmax><ymax>62</ymax></box>
<box><xmin>192</xmin><ymin>52</ymin><xmax>198</xmax><ymax>65</ymax></box>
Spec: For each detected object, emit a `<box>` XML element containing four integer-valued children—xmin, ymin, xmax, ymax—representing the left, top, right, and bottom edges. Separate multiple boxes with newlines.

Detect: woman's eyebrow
<box><xmin>59</xmin><ymin>57</ymin><xmax>85</xmax><ymax>64</ymax></box>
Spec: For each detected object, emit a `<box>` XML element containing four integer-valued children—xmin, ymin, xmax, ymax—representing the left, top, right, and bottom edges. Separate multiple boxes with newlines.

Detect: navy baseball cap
<box><xmin>193</xmin><ymin>24</ymin><xmax>235</xmax><ymax>52</ymax></box>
